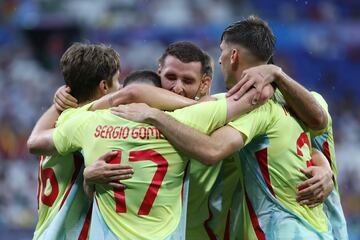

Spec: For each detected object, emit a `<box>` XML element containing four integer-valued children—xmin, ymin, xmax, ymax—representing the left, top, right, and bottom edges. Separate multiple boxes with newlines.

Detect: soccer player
<box><xmin>112</xmin><ymin>16</ymin><xmax>335</xmax><ymax>239</ymax></box>
<box><xmin>27</xmin><ymin>43</ymin><xmax>136</xmax><ymax>240</ymax></box>
<box><xmin>224</xmin><ymin>25</ymin><xmax>348</xmax><ymax>240</ymax></box>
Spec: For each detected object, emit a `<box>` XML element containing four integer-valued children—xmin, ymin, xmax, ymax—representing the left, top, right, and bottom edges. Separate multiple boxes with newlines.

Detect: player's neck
<box><xmin>78</xmin><ymin>91</ymin><xmax>105</xmax><ymax>107</ymax></box>
<box><xmin>236</xmin><ymin>61</ymin><xmax>267</xmax><ymax>79</ymax></box>
<box><xmin>78</xmin><ymin>97</ymin><xmax>97</xmax><ymax>107</ymax></box>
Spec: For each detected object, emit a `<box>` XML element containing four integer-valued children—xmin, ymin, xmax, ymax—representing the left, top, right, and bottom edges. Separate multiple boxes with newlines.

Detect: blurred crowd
<box><xmin>0</xmin><ymin>0</ymin><xmax>359</xmax><ymax>238</ymax></box>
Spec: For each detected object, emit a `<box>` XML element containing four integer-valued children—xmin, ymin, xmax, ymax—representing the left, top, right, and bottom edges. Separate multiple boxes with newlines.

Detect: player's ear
<box><xmin>199</xmin><ymin>75</ymin><xmax>212</xmax><ymax>96</ymax></box>
<box><xmin>230</xmin><ymin>49</ymin><xmax>240</xmax><ymax>72</ymax></box>
<box><xmin>230</xmin><ymin>48</ymin><xmax>239</xmax><ymax>65</ymax></box>
<box><xmin>157</xmin><ymin>64</ymin><xmax>162</xmax><ymax>75</ymax></box>
<box><xmin>99</xmin><ymin>79</ymin><xmax>109</xmax><ymax>95</ymax></box>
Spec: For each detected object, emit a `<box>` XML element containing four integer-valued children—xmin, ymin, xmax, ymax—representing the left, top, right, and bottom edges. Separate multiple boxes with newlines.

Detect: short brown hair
<box><xmin>60</xmin><ymin>43</ymin><xmax>120</xmax><ymax>102</ymax></box>
<box><xmin>221</xmin><ymin>15</ymin><xmax>275</xmax><ymax>62</ymax></box>
<box><xmin>158</xmin><ymin>41</ymin><xmax>208</xmax><ymax>75</ymax></box>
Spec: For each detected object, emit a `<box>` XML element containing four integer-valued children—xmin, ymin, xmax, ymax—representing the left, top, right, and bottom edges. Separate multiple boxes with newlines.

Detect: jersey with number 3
<box><xmin>228</xmin><ymin>98</ymin><xmax>332</xmax><ymax>239</ymax></box>
<box><xmin>310</xmin><ymin>92</ymin><xmax>348</xmax><ymax>240</ymax></box>
<box><xmin>53</xmin><ymin>99</ymin><xmax>227</xmax><ymax>240</ymax></box>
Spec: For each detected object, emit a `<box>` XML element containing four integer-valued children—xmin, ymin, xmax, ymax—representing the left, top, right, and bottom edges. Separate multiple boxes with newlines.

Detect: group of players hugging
<box><xmin>27</xmin><ymin>16</ymin><xmax>348</xmax><ymax>240</ymax></box>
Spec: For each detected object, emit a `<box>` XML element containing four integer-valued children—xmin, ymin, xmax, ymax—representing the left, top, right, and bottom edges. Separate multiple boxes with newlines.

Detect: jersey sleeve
<box><xmin>309</xmin><ymin>91</ymin><xmax>331</xmax><ymax>137</ymax></box>
<box><xmin>53</xmin><ymin>111</ymin><xmax>92</xmax><ymax>155</ymax></box>
<box><xmin>167</xmin><ymin>98</ymin><xmax>227</xmax><ymax>134</ymax></box>
<box><xmin>228</xmin><ymin>102</ymin><xmax>272</xmax><ymax>145</ymax></box>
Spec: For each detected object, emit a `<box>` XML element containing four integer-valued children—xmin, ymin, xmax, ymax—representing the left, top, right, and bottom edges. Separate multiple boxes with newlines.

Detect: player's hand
<box><xmin>84</xmin><ymin>151</ymin><xmax>134</xmax><ymax>190</ymax></box>
<box><xmin>53</xmin><ymin>85</ymin><xmax>78</xmax><ymax>112</ymax></box>
<box><xmin>239</xmin><ymin>84</ymin><xmax>274</xmax><ymax>107</ymax></box>
<box><xmin>110</xmin><ymin>103</ymin><xmax>158</xmax><ymax>123</ymax></box>
<box><xmin>226</xmin><ymin>64</ymin><xmax>281</xmax><ymax>104</ymax></box>
<box><xmin>296</xmin><ymin>165</ymin><xmax>333</xmax><ymax>208</ymax></box>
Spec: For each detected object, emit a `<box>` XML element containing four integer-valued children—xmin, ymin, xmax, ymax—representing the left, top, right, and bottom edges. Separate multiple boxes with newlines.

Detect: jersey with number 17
<box><xmin>53</xmin><ymin>99</ymin><xmax>228</xmax><ymax>240</ymax></box>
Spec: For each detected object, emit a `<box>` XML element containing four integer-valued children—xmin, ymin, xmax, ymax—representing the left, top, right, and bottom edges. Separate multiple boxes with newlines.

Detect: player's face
<box><xmin>219</xmin><ymin>40</ymin><xmax>236</xmax><ymax>89</ymax></box>
<box><xmin>159</xmin><ymin>55</ymin><xmax>203</xmax><ymax>99</ymax></box>
<box><xmin>109</xmin><ymin>70</ymin><xmax>121</xmax><ymax>93</ymax></box>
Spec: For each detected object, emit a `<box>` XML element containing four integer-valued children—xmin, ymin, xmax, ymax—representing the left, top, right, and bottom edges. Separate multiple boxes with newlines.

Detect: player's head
<box><xmin>60</xmin><ymin>42</ymin><xmax>121</xmax><ymax>103</ymax></box>
<box><xmin>123</xmin><ymin>70</ymin><xmax>161</xmax><ymax>87</ymax></box>
<box><xmin>158</xmin><ymin>41</ymin><xmax>212</xmax><ymax>99</ymax></box>
<box><xmin>219</xmin><ymin>15</ymin><xmax>275</xmax><ymax>89</ymax></box>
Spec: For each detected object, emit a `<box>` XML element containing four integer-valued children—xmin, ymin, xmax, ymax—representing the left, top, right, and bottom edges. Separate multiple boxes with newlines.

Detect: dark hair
<box><xmin>221</xmin><ymin>15</ymin><xmax>275</xmax><ymax>62</ymax></box>
<box><xmin>203</xmin><ymin>51</ymin><xmax>214</xmax><ymax>78</ymax></box>
<box><xmin>267</xmin><ymin>56</ymin><xmax>275</xmax><ymax>64</ymax></box>
<box><xmin>60</xmin><ymin>42</ymin><xmax>120</xmax><ymax>103</ymax></box>
<box><xmin>158</xmin><ymin>41</ymin><xmax>207</xmax><ymax>75</ymax></box>
<box><xmin>123</xmin><ymin>70</ymin><xmax>161</xmax><ymax>87</ymax></box>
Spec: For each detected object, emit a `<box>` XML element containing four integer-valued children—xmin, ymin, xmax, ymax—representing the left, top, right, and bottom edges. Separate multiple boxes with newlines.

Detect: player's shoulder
<box><xmin>59</xmin><ymin>107</ymin><xmax>97</xmax><ymax>128</ymax></box>
<box><xmin>249</xmin><ymin>98</ymin><xmax>281</xmax><ymax>116</ymax></box>
<box><xmin>310</xmin><ymin>91</ymin><xmax>328</xmax><ymax>110</ymax></box>
<box><xmin>57</xmin><ymin>101</ymin><xmax>96</xmax><ymax>126</ymax></box>
<box><xmin>310</xmin><ymin>91</ymin><xmax>325</xmax><ymax>99</ymax></box>
<box><xmin>238</xmin><ymin>99</ymin><xmax>290</xmax><ymax>131</ymax></box>
<box><xmin>229</xmin><ymin>100</ymin><xmax>275</xmax><ymax>130</ymax></box>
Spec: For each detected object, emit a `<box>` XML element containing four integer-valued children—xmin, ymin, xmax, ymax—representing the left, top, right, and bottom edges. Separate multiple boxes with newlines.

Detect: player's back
<box><xmin>310</xmin><ymin>92</ymin><xmax>348</xmax><ymax>240</ymax></box>
<box><xmin>34</xmin><ymin>106</ymin><xmax>92</xmax><ymax>240</ymax></box>
<box><xmin>80</xmin><ymin>111</ymin><xmax>187</xmax><ymax>239</ymax></box>
<box><xmin>310</xmin><ymin>92</ymin><xmax>338</xmax><ymax>190</ymax></box>
<box><xmin>229</xmin><ymin>98</ymin><xmax>332</xmax><ymax>239</ymax></box>
<box><xmin>186</xmin><ymin>155</ymin><xmax>240</xmax><ymax>240</ymax></box>
<box><xmin>53</xmin><ymin>99</ymin><xmax>228</xmax><ymax>240</ymax></box>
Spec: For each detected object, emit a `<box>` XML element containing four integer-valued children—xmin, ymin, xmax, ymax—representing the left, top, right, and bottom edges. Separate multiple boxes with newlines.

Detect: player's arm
<box><xmin>27</xmin><ymin>86</ymin><xmax>74</xmax><ymax>155</ymax></box>
<box><xmin>163</xmin><ymin>125</ymin><xmax>245</xmax><ymax>165</ymax></box>
<box><xmin>296</xmin><ymin>148</ymin><xmax>333</xmax><ymax>208</ymax></box>
<box><xmin>159</xmin><ymin>87</ymin><xmax>269</xmax><ymax>164</ymax></box>
<box><xmin>27</xmin><ymin>129</ymin><xmax>56</xmax><ymax>155</ymax></box>
<box><xmin>227</xmin><ymin>64</ymin><xmax>328</xmax><ymax>130</ymax></box>
<box><xmin>27</xmin><ymin>105</ymin><xmax>59</xmax><ymax>156</ymax></box>
<box><xmin>274</xmin><ymin>69</ymin><xmax>328</xmax><ymax>130</ymax></box>
<box><xmin>29</xmin><ymin>116</ymin><xmax>135</xmax><ymax>191</ymax></box>
<box><xmin>112</xmin><ymin>102</ymin><xmax>244</xmax><ymax>165</ymax></box>
<box><xmin>110</xmin><ymin>87</ymin><xmax>269</xmax><ymax>165</ymax></box>
<box><xmin>106</xmin><ymin>84</ymin><xmax>197</xmax><ymax>110</ymax></box>
<box><xmin>57</xmin><ymin>84</ymin><xmax>196</xmax><ymax>111</ymax></box>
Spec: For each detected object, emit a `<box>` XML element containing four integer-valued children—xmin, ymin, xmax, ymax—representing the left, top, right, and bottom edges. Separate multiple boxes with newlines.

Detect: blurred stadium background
<box><xmin>0</xmin><ymin>0</ymin><xmax>359</xmax><ymax>239</ymax></box>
